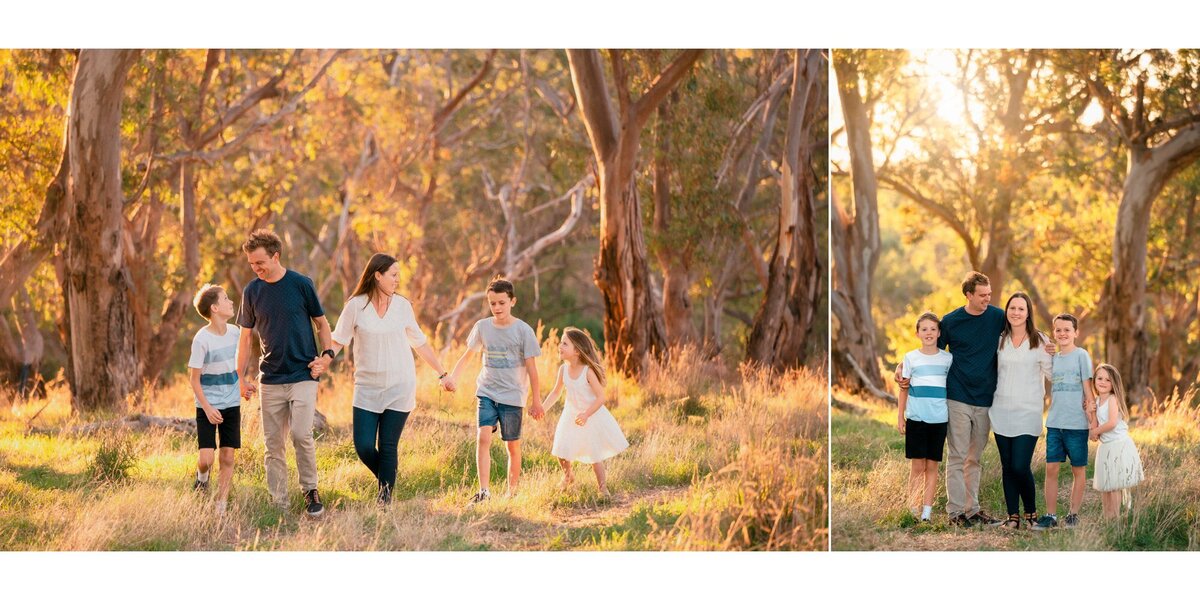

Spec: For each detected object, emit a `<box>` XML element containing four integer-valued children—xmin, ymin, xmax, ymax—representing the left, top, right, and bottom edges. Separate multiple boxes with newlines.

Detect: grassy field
<box><xmin>0</xmin><ymin>332</ymin><xmax>825</xmax><ymax>551</ymax></box>
<box><xmin>832</xmin><ymin>388</ymin><xmax>1200</xmax><ymax>551</ymax></box>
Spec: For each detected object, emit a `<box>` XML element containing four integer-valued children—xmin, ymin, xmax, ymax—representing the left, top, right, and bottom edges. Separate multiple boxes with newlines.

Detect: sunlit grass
<box><xmin>0</xmin><ymin>334</ymin><xmax>825</xmax><ymax>551</ymax></box>
<box><xmin>831</xmin><ymin>386</ymin><xmax>1200</xmax><ymax>551</ymax></box>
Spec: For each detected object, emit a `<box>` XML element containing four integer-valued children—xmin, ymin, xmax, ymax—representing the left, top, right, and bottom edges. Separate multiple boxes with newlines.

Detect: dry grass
<box><xmin>0</xmin><ymin>333</ymin><xmax>826</xmax><ymax>551</ymax></box>
<box><xmin>831</xmin><ymin>386</ymin><xmax>1200</xmax><ymax>551</ymax></box>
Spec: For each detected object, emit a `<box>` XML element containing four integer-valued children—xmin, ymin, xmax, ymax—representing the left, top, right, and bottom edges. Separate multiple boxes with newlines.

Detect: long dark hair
<box><xmin>1000</xmin><ymin>291</ymin><xmax>1042</xmax><ymax>350</ymax></box>
<box><xmin>351</xmin><ymin>253</ymin><xmax>399</xmax><ymax>302</ymax></box>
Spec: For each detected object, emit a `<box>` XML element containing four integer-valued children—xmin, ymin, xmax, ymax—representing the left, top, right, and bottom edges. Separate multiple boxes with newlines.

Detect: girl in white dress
<box><xmin>541</xmin><ymin>327</ymin><xmax>628</xmax><ymax>495</ymax></box>
<box><xmin>1089</xmin><ymin>363</ymin><xmax>1144</xmax><ymax>519</ymax></box>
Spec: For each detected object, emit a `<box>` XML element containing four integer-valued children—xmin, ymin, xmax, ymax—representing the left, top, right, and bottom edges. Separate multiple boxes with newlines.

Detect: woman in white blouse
<box><xmin>990</xmin><ymin>291</ymin><xmax>1053</xmax><ymax>529</ymax></box>
<box><xmin>311</xmin><ymin>253</ymin><xmax>449</xmax><ymax>505</ymax></box>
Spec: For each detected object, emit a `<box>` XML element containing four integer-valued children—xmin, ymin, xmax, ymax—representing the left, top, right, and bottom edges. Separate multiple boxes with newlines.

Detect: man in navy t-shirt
<box><xmin>236</xmin><ymin>229</ymin><xmax>333</xmax><ymax>518</ymax></box>
<box><xmin>899</xmin><ymin>271</ymin><xmax>1005</xmax><ymax>526</ymax></box>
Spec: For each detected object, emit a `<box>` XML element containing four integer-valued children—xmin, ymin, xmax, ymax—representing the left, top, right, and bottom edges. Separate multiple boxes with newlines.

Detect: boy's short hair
<box><xmin>242</xmin><ymin>229</ymin><xmax>282</xmax><ymax>257</ymax></box>
<box><xmin>487</xmin><ymin>274</ymin><xmax>515</xmax><ymax>299</ymax></box>
<box><xmin>1053</xmin><ymin>313</ymin><xmax>1079</xmax><ymax>330</ymax></box>
<box><xmin>961</xmin><ymin>271</ymin><xmax>990</xmax><ymax>295</ymax></box>
<box><xmin>193</xmin><ymin>284</ymin><xmax>224</xmax><ymax>320</ymax></box>
<box><xmin>915</xmin><ymin>311</ymin><xmax>940</xmax><ymax>333</ymax></box>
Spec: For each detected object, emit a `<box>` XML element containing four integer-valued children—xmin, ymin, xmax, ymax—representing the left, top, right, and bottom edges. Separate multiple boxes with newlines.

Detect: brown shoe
<box><xmin>998</xmin><ymin>514</ymin><xmax>1021</xmax><ymax>529</ymax></box>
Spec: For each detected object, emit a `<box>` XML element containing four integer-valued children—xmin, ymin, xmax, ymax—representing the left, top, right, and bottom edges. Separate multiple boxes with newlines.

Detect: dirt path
<box><xmin>473</xmin><ymin>485</ymin><xmax>690</xmax><ymax>550</ymax></box>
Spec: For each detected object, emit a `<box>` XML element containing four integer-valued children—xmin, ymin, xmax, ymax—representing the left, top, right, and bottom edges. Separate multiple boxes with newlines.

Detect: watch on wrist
<box><xmin>322</xmin><ymin>349</ymin><xmax>335</xmax><ymax>361</ymax></box>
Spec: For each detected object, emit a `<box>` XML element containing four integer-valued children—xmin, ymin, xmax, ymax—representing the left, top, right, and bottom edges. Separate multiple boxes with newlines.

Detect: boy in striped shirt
<box><xmin>897</xmin><ymin>311</ymin><xmax>953</xmax><ymax>523</ymax></box>
<box><xmin>188</xmin><ymin>284</ymin><xmax>243</xmax><ymax>516</ymax></box>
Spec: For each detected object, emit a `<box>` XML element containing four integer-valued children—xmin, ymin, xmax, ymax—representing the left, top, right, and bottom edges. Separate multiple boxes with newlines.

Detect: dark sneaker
<box><xmin>969</xmin><ymin>510</ymin><xmax>1001</xmax><ymax>526</ymax></box>
<box><xmin>951</xmin><ymin>514</ymin><xmax>973</xmax><ymax>527</ymax></box>
<box><xmin>920</xmin><ymin>517</ymin><xmax>931</xmax><ymax>524</ymax></box>
<box><xmin>304</xmin><ymin>489</ymin><xmax>325</xmax><ymax>518</ymax></box>
<box><xmin>1064</xmin><ymin>513</ymin><xmax>1079</xmax><ymax>528</ymax></box>
<box><xmin>377</xmin><ymin>486</ymin><xmax>392</xmax><ymax>506</ymax></box>
<box><xmin>1031</xmin><ymin>514</ymin><xmax>1058</xmax><ymax>530</ymax></box>
<box><xmin>193</xmin><ymin>478</ymin><xmax>209</xmax><ymax>492</ymax></box>
<box><xmin>469</xmin><ymin>489</ymin><xmax>491</xmax><ymax>505</ymax></box>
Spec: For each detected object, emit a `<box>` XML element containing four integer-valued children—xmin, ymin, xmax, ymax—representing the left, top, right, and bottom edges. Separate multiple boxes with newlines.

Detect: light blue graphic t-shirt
<box><xmin>901</xmin><ymin>348</ymin><xmax>953</xmax><ymax>424</ymax></box>
<box><xmin>466</xmin><ymin>317</ymin><xmax>541</xmax><ymax>406</ymax></box>
<box><xmin>1047</xmin><ymin>347</ymin><xmax>1092</xmax><ymax>430</ymax></box>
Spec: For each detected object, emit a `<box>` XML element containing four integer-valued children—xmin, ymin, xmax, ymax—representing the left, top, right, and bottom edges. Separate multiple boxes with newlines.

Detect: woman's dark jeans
<box><xmin>353</xmin><ymin>407</ymin><xmax>410</xmax><ymax>498</ymax></box>
<box><xmin>994</xmin><ymin>433</ymin><xmax>1038</xmax><ymax>515</ymax></box>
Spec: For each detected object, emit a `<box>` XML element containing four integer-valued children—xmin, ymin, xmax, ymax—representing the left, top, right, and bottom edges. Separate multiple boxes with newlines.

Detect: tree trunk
<box><xmin>566</xmin><ymin>49</ymin><xmax>702</xmax><ymax>376</ymax></box>
<box><xmin>62</xmin><ymin>50</ymin><xmax>142</xmax><ymax>413</ymax></box>
<box><xmin>1103</xmin><ymin>126</ymin><xmax>1200</xmax><ymax>407</ymax></box>
<box><xmin>831</xmin><ymin>54</ymin><xmax>887</xmax><ymax>395</ymax></box>
<box><xmin>747</xmin><ymin>50</ymin><xmax>823</xmax><ymax>368</ymax></box>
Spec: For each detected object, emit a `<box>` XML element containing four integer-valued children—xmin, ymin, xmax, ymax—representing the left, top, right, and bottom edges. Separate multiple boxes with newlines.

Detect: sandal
<box><xmin>1024</xmin><ymin>512</ymin><xmax>1038</xmax><ymax>529</ymax></box>
<box><xmin>1001</xmin><ymin>514</ymin><xmax>1021</xmax><ymax>529</ymax></box>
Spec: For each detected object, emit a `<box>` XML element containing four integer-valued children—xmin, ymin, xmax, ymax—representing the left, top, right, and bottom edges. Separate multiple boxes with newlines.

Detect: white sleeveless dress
<box><xmin>551</xmin><ymin>364</ymin><xmax>628</xmax><ymax>464</ymax></box>
<box><xmin>1093</xmin><ymin>397</ymin><xmax>1144</xmax><ymax>492</ymax></box>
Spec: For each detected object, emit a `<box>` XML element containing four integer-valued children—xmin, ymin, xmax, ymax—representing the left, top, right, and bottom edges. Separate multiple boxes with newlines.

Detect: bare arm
<box><xmin>526</xmin><ymin>356</ymin><xmax>544</xmax><ymax>418</ymax></box>
<box><xmin>541</xmin><ymin>366</ymin><xmax>565</xmax><ymax>412</ymax></box>
<box><xmin>1091</xmin><ymin>396</ymin><xmax>1119</xmax><ymax>436</ymax></box>
<box><xmin>313</xmin><ymin>315</ymin><xmax>333</xmax><ymax>354</ymax></box>
<box><xmin>413</xmin><ymin>342</ymin><xmax>447</xmax><ymax>376</ymax></box>
<box><xmin>237</xmin><ymin>326</ymin><xmax>256</xmax><ymax>398</ymax></box>
<box><xmin>896</xmin><ymin>386</ymin><xmax>908</xmax><ymax>434</ymax></box>
<box><xmin>190</xmin><ymin>367</ymin><xmax>223</xmax><ymax>424</ymax></box>
<box><xmin>1083</xmin><ymin>378</ymin><xmax>1098</xmax><ymax>430</ymax></box>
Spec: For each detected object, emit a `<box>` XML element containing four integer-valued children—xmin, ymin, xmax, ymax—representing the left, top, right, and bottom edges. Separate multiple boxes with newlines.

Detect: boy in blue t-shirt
<box><xmin>188</xmin><ymin>284</ymin><xmax>242</xmax><ymax>516</ymax></box>
<box><xmin>1032</xmin><ymin>313</ymin><xmax>1098</xmax><ymax>530</ymax></box>
<box><xmin>897</xmin><ymin>311</ymin><xmax>953</xmax><ymax>523</ymax></box>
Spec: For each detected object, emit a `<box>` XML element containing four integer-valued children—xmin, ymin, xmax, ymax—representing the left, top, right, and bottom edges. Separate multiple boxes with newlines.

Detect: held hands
<box><xmin>894</xmin><ymin>364</ymin><xmax>910</xmax><ymax>390</ymax></box>
<box><xmin>203</xmin><ymin>405</ymin><xmax>224</xmax><ymax>425</ymax></box>
<box><xmin>530</xmin><ymin>401</ymin><xmax>546</xmax><ymax>421</ymax></box>
<box><xmin>307</xmin><ymin>355</ymin><xmax>332</xmax><ymax>378</ymax></box>
<box><xmin>239</xmin><ymin>380</ymin><xmax>257</xmax><ymax>400</ymax></box>
<box><xmin>439</xmin><ymin>376</ymin><xmax>456</xmax><ymax>393</ymax></box>
<box><xmin>1088</xmin><ymin>427</ymin><xmax>1099</xmax><ymax>442</ymax></box>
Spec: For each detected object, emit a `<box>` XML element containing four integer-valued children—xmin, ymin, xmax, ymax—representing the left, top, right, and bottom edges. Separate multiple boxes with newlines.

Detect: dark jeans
<box><xmin>994</xmin><ymin>433</ymin><xmax>1038</xmax><ymax>515</ymax></box>
<box><xmin>353</xmin><ymin>407</ymin><xmax>410</xmax><ymax>494</ymax></box>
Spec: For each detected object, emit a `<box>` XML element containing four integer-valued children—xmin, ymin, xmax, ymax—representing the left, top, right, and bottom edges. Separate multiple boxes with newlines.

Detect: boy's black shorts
<box><xmin>196</xmin><ymin>406</ymin><xmax>241</xmax><ymax>449</ymax></box>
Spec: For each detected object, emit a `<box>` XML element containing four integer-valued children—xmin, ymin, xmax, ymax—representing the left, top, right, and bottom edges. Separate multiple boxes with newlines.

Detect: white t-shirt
<box><xmin>990</xmin><ymin>334</ymin><xmax>1053</xmax><ymax>437</ymax></box>
<box><xmin>187</xmin><ymin>324</ymin><xmax>242</xmax><ymax>410</ymax></box>
<box><xmin>331</xmin><ymin>294</ymin><xmax>428</xmax><ymax>413</ymax></box>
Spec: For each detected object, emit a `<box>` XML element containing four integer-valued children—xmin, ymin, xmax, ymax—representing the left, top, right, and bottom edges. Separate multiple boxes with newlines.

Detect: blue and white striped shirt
<box><xmin>902</xmin><ymin>349</ymin><xmax>953</xmax><ymax>424</ymax></box>
<box><xmin>187</xmin><ymin>325</ymin><xmax>241</xmax><ymax>410</ymax></box>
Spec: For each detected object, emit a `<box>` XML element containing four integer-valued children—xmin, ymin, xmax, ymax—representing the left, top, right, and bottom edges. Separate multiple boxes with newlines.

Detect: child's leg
<box><xmin>198</xmin><ymin>448</ymin><xmax>215</xmax><ymax>477</ymax></box>
<box><xmin>217</xmin><ymin>447</ymin><xmax>235</xmax><ymax>503</ymax></box>
<box><xmin>922</xmin><ymin>460</ymin><xmax>939</xmax><ymax>509</ymax></box>
<box><xmin>504</xmin><ymin>439</ymin><xmax>522</xmax><ymax>494</ymax></box>
<box><xmin>1068</xmin><ymin>465</ymin><xmax>1087</xmax><ymax>515</ymax></box>
<box><xmin>592</xmin><ymin>461</ymin><xmax>608</xmax><ymax>494</ymax></box>
<box><xmin>908</xmin><ymin>459</ymin><xmax>925</xmax><ymax>513</ymax></box>
<box><xmin>1044</xmin><ymin>462</ymin><xmax>1060</xmax><ymax>515</ymax></box>
<box><xmin>476</xmin><ymin>426</ymin><xmax>493</xmax><ymax>492</ymax></box>
<box><xmin>558</xmin><ymin>458</ymin><xmax>575</xmax><ymax>485</ymax></box>
<box><xmin>1099</xmin><ymin>490</ymin><xmax>1115</xmax><ymax>518</ymax></box>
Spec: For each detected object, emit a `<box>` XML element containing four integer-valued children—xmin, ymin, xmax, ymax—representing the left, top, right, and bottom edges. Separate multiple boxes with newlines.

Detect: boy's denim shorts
<box><xmin>1045</xmin><ymin>427</ymin><xmax>1088</xmax><ymax>467</ymax></box>
<box><xmin>477</xmin><ymin>396</ymin><xmax>523</xmax><ymax>441</ymax></box>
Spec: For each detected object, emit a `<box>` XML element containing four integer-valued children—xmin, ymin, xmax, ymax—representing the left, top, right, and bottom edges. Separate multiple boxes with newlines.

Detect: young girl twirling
<box><xmin>1090</xmin><ymin>363</ymin><xmax>1144</xmax><ymax>519</ymax></box>
<box><xmin>541</xmin><ymin>327</ymin><xmax>628</xmax><ymax>495</ymax></box>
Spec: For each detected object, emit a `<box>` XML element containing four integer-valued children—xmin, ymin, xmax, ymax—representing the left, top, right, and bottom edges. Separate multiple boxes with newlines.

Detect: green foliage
<box><xmin>87</xmin><ymin>435</ymin><xmax>138</xmax><ymax>483</ymax></box>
